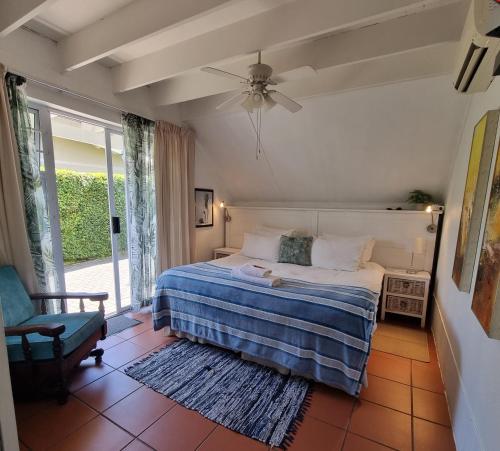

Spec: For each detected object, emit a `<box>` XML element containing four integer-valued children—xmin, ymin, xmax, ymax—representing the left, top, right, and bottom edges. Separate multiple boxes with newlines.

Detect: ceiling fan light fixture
<box><xmin>263</xmin><ymin>95</ymin><xmax>277</xmax><ymax>111</ymax></box>
<box><xmin>241</xmin><ymin>95</ymin><xmax>254</xmax><ymax>112</ymax></box>
<box><xmin>251</xmin><ymin>92</ymin><xmax>264</xmax><ymax>108</ymax></box>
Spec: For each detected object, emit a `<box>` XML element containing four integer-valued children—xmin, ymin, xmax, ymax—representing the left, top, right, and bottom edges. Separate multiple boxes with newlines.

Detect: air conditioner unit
<box><xmin>454</xmin><ymin>0</ymin><xmax>500</xmax><ymax>93</ymax></box>
<box><xmin>475</xmin><ymin>0</ymin><xmax>500</xmax><ymax>37</ymax></box>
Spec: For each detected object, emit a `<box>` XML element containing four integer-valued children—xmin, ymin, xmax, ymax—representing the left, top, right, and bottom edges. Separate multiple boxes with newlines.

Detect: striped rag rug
<box><xmin>125</xmin><ymin>339</ymin><xmax>311</xmax><ymax>448</ymax></box>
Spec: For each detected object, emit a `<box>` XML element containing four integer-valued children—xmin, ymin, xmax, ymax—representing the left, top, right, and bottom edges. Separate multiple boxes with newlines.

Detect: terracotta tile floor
<box><xmin>15</xmin><ymin>311</ymin><xmax>456</xmax><ymax>451</ymax></box>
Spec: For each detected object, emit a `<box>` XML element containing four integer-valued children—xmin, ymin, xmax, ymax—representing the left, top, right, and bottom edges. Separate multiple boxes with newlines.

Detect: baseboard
<box><xmin>431</xmin><ymin>295</ymin><xmax>483</xmax><ymax>451</ymax></box>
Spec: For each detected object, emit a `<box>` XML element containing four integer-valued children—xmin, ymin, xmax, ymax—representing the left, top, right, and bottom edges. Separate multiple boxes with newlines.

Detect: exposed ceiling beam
<box><xmin>0</xmin><ymin>0</ymin><xmax>56</xmax><ymax>37</ymax></box>
<box><xmin>177</xmin><ymin>42</ymin><xmax>458</xmax><ymax>121</ymax></box>
<box><xmin>151</xmin><ymin>1</ymin><xmax>466</xmax><ymax>106</ymax></box>
<box><xmin>59</xmin><ymin>0</ymin><xmax>236</xmax><ymax>71</ymax></box>
<box><xmin>112</xmin><ymin>0</ymin><xmax>462</xmax><ymax>93</ymax></box>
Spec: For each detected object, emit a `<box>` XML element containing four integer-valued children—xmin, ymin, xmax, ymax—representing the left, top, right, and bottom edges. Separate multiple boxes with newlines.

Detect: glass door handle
<box><xmin>112</xmin><ymin>216</ymin><xmax>121</xmax><ymax>234</ymax></box>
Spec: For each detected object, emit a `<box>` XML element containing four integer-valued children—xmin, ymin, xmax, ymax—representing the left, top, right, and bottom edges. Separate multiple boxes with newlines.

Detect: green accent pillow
<box><xmin>278</xmin><ymin>236</ymin><xmax>313</xmax><ymax>266</ymax></box>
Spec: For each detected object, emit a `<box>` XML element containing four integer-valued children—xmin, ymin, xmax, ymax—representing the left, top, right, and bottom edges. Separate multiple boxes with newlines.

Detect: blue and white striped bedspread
<box><xmin>152</xmin><ymin>262</ymin><xmax>379</xmax><ymax>396</ymax></box>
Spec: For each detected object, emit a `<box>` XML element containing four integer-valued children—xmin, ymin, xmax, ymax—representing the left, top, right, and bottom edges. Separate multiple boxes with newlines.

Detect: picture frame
<box><xmin>471</xmin><ymin>137</ymin><xmax>500</xmax><ymax>339</ymax></box>
<box><xmin>195</xmin><ymin>188</ymin><xmax>214</xmax><ymax>228</ymax></box>
<box><xmin>452</xmin><ymin>110</ymin><xmax>500</xmax><ymax>292</ymax></box>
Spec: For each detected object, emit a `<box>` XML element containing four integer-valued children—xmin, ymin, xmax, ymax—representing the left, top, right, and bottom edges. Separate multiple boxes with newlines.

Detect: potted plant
<box><xmin>407</xmin><ymin>190</ymin><xmax>433</xmax><ymax>211</ymax></box>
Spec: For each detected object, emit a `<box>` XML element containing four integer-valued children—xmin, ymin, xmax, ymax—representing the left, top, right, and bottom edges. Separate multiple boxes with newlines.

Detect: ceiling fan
<box><xmin>201</xmin><ymin>51</ymin><xmax>303</xmax><ymax>113</ymax></box>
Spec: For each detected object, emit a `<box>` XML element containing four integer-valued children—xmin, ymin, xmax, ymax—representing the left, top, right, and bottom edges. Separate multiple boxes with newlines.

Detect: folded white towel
<box><xmin>239</xmin><ymin>263</ymin><xmax>272</xmax><ymax>278</ymax></box>
<box><xmin>231</xmin><ymin>268</ymin><xmax>281</xmax><ymax>287</ymax></box>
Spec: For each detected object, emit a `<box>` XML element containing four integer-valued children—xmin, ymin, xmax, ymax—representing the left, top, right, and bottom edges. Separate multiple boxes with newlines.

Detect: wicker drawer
<box><xmin>385</xmin><ymin>295</ymin><xmax>423</xmax><ymax>315</ymax></box>
<box><xmin>387</xmin><ymin>277</ymin><xmax>425</xmax><ymax>297</ymax></box>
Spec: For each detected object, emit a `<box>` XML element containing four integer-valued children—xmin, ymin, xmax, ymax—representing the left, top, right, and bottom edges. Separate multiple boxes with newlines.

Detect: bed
<box><xmin>152</xmin><ymin>253</ymin><xmax>384</xmax><ymax>396</ymax></box>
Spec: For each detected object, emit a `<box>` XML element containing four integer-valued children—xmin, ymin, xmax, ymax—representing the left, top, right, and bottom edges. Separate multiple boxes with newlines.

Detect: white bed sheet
<box><xmin>211</xmin><ymin>253</ymin><xmax>385</xmax><ymax>293</ymax></box>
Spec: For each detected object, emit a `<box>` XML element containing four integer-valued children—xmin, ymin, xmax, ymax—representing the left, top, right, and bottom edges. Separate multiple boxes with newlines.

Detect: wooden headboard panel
<box><xmin>225</xmin><ymin>207</ymin><xmax>437</xmax><ymax>271</ymax></box>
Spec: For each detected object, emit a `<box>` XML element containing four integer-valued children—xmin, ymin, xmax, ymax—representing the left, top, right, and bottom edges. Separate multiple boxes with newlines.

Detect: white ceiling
<box><xmin>0</xmin><ymin>0</ymin><xmax>476</xmax><ymax>205</ymax></box>
<box><xmin>187</xmin><ymin>76</ymin><xmax>470</xmax><ymax>203</ymax></box>
<box><xmin>32</xmin><ymin>0</ymin><xmax>135</xmax><ymax>35</ymax></box>
<box><xmin>0</xmin><ymin>0</ymin><xmax>470</xmax><ymax>106</ymax></box>
<box><xmin>112</xmin><ymin>0</ymin><xmax>292</xmax><ymax>62</ymax></box>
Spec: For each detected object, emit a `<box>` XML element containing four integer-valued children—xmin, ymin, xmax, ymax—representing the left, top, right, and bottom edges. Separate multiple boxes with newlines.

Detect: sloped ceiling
<box><xmin>187</xmin><ymin>76</ymin><xmax>470</xmax><ymax>205</ymax></box>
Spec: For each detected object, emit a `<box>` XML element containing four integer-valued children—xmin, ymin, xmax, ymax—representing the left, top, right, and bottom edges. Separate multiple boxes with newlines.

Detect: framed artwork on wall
<box><xmin>195</xmin><ymin>188</ymin><xmax>214</xmax><ymax>228</ymax></box>
<box><xmin>452</xmin><ymin>110</ymin><xmax>499</xmax><ymax>292</ymax></box>
<box><xmin>472</xmin><ymin>140</ymin><xmax>500</xmax><ymax>339</ymax></box>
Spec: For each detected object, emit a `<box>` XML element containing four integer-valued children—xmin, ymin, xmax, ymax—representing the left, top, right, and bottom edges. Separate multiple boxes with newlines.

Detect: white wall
<box><xmin>433</xmin><ymin>77</ymin><xmax>500</xmax><ymax>451</ymax></box>
<box><xmin>186</xmin><ymin>76</ymin><xmax>470</xmax><ymax>205</ymax></box>
<box><xmin>193</xmin><ymin>140</ymin><xmax>232</xmax><ymax>262</ymax></box>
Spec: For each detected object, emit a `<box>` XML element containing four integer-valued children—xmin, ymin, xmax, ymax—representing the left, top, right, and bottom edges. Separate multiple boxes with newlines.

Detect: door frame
<box><xmin>104</xmin><ymin>128</ymin><xmax>125</xmax><ymax>313</ymax></box>
<box><xmin>30</xmin><ymin>102</ymin><xmax>129</xmax><ymax>315</ymax></box>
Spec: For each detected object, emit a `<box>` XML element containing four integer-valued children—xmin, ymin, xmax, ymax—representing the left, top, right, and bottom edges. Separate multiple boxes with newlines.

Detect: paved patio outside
<box><xmin>64</xmin><ymin>257</ymin><xmax>131</xmax><ymax>316</ymax></box>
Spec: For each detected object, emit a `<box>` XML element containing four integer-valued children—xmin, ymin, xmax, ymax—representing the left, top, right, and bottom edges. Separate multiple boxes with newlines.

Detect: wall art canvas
<box><xmin>195</xmin><ymin>188</ymin><xmax>213</xmax><ymax>227</ymax></box>
<box><xmin>452</xmin><ymin>110</ymin><xmax>499</xmax><ymax>292</ymax></box>
<box><xmin>472</xmin><ymin>141</ymin><xmax>500</xmax><ymax>339</ymax></box>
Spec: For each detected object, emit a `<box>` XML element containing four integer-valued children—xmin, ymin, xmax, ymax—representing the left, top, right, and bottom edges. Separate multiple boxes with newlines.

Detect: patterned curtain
<box><xmin>122</xmin><ymin>113</ymin><xmax>156</xmax><ymax>309</ymax></box>
<box><xmin>5</xmin><ymin>73</ymin><xmax>58</xmax><ymax>292</ymax></box>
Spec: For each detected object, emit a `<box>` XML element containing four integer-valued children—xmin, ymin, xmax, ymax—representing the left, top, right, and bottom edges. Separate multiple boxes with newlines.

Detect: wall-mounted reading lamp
<box><xmin>220</xmin><ymin>201</ymin><xmax>231</xmax><ymax>247</ymax></box>
<box><xmin>219</xmin><ymin>201</ymin><xmax>231</xmax><ymax>223</ymax></box>
<box><xmin>425</xmin><ymin>204</ymin><xmax>444</xmax><ymax>233</ymax></box>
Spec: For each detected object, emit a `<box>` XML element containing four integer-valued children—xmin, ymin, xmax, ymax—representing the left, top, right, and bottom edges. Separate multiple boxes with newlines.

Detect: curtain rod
<box><xmin>17</xmin><ymin>72</ymin><xmax>125</xmax><ymax>114</ymax></box>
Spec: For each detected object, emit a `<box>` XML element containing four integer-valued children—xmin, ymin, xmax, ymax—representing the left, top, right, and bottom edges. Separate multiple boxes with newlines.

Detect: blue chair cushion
<box><xmin>0</xmin><ymin>266</ymin><xmax>35</xmax><ymax>327</ymax></box>
<box><xmin>6</xmin><ymin>311</ymin><xmax>105</xmax><ymax>362</ymax></box>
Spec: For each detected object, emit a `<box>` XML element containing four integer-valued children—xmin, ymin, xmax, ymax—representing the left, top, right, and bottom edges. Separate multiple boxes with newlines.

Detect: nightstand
<box><xmin>213</xmin><ymin>247</ymin><xmax>240</xmax><ymax>259</ymax></box>
<box><xmin>381</xmin><ymin>268</ymin><xmax>431</xmax><ymax>328</ymax></box>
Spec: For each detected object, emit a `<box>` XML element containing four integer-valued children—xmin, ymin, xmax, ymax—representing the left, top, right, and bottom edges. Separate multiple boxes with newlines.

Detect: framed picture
<box><xmin>471</xmin><ymin>139</ymin><xmax>500</xmax><ymax>339</ymax></box>
<box><xmin>452</xmin><ymin>110</ymin><xmax>499</xmax><ymax>292</ymax></box>
<box><xmin>195</xmin><ymin>188</ymin><xmax>214</xmax><ymax>228</ymax></box>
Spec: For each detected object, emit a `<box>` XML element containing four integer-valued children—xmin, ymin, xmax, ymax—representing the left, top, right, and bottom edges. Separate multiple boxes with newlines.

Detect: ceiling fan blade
<box><xmin>201</xmin><ymin>67</ymin><xmax>248</xmax><ymax>82</ymax></box>
<box><xmin>272</xmin><ymin>66</ymin><xmax>317</xmax><ymax>84</ymax></box>
<box><xmin>216</xmin><ymin>92</ymin><xmax>249</xmax><ymax>111</ymax></box>
<box><xmin>268</xmin><ymin>91</ymin><xmax>302</xmax><ymax>113</ymax></box>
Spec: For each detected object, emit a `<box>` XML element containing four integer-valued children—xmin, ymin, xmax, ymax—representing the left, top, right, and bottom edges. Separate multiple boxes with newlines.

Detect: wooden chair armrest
<box><xmin>5</xmin><ymin>322</ymin><xmax>66</xmax><ymax>337</ymax></box>
<box><xmin>5</xmin><ymin>323</ymin><xmax>66</xmax><ymax>362</ymax></box>
<box><xmin>30</xmin><ymin>292</ymin><xmax>108</xmax><ymax>301</ymax></box>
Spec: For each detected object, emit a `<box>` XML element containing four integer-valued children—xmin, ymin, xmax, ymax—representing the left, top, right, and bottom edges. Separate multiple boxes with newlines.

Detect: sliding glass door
<box><xmin>31</xmin><ymin>104</ymin><xmax>130</xmax><ymax>316</ymax></box>
<box><xmin>106</xmin><ymin>130</ymin><xmax>131</xmax><ymax>311</ymax></box>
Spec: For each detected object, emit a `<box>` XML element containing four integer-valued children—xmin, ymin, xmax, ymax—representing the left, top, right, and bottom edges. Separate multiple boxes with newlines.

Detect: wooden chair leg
<box><xmin>89</xmin><ymin>348</ymin><xmax>104</xmax><ymax>364</ymax></box>
<box><xmin>53</xmin><ymin>336</ymin><xmax>69</xmax><ymax>404</ymax></box>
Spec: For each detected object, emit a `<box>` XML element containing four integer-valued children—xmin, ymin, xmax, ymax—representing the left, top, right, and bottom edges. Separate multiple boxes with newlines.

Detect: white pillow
<box><xmin>321</xmin><ymin>234</ymin><xmax>375</xmax><ymax>263</ymax></box>
<box><xmin>255</xmin><ymin>225</ymin><xmax>295</xmax><ymax>237</ymax></box>
<box><xmin>241</xmin><ymin>232</ymin><xmax>281</xmax><ymax>262</ymax></box>
<box><xmin>311</xmin><ymin>236</ymin><xmax>366</xmax><ymax>271</ymax></box>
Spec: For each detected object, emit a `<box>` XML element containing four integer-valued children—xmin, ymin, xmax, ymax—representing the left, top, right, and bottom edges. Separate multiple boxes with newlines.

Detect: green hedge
<box><xmin>56</xmin><ymin>169</ymin><xmax>127</xmax><ymax>263</ymax></box>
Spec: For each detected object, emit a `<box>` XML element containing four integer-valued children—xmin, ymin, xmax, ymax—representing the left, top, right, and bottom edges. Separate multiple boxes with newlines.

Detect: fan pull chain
<box><xmin>256</xmin><ymin>107</ymin><xmax>262</xmax><ymax>160</ymax></box>
<box><xmin>256</xmin><ymin>108</ymin><xmax>259</xmax><ymax>159</ymax></box>
<box><xmin>247</xmin><ymin>110</ymin><xmax>264</xmax><ymax>160</ymax></box>
<box><xmin>255</xmin><ymin>109</ymin><xmax>258</xmax><ymax>160</ymax></box>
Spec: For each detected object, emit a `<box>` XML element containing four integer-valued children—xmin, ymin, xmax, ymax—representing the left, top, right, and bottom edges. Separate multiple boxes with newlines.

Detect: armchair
<box><xmin>1</xmin><ymin>266</ymin><xmax>108</xmax><ymax>404</ymax></box>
